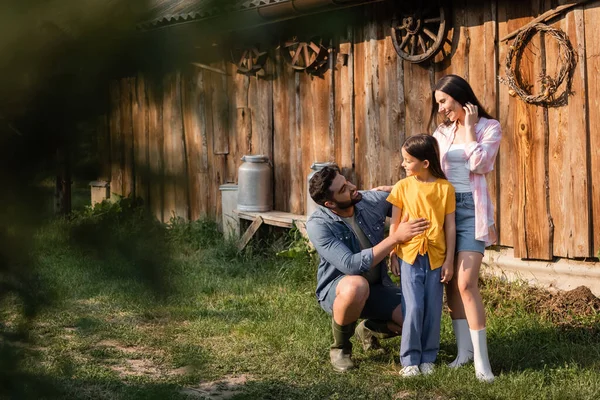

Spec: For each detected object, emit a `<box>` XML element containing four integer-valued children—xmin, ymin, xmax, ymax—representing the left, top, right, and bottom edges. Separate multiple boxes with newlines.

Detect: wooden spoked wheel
<box><xmin>281</xmin><ymin>37</ymin><xmax>328</xmax><ymax>73</ymax></box>
<box><xmin>231</xmin><ymin>47</ymin><xmax>268</xmax><ymax>75</ymax></box>
<box><xmin>391</xmin><ymin>4</ymin><xmax>448</xmax><ymax>63</ymax></box>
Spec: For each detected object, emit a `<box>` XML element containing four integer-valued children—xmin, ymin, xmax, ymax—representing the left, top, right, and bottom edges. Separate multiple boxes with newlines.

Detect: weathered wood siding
<box><xmin>104</xmin><ymin>0</ymin><xmax>600</xmax><ymax>260</ymax></box>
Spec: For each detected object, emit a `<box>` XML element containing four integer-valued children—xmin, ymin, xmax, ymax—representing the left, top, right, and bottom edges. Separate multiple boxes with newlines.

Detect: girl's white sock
<box><xmin>448</xmin><ymin>319</ymin><xmax>473</xmax><ymax>368</ymax></box>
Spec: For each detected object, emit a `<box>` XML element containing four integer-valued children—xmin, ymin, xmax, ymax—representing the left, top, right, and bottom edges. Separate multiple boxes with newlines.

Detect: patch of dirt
<box><xmin>523</xmin><ymin>285</ymin><xmax>600</xmax><ymax>323</ymax></box>
<box><xmin>168</xmin><ymin>365</ymin><xmax>195</xmax><ymax>376</ymax></box>
<box><xmin>96</xmin><ymin>340</ymin><xmax>140</xmax><ymax>354</ymax></box>
<box><xmin>181</xmin><ymin>374</ymin><xmax>253</xmax><ymax>399</ymax></box>
<box><xmin>110</xmin><ymin>359</ymin><xmax>161</xmax><ymax>377</ymax></box>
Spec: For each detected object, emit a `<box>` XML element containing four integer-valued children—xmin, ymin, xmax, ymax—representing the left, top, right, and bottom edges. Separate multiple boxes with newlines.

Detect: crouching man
<box><xmin>306</xmin><ymin>166</ymin><xmax>429</xmax><ymax>372</ymax></box>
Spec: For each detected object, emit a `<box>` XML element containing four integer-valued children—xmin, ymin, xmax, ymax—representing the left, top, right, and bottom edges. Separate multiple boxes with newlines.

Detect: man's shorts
<box><xmin>319</xmin><ymin>276</ymin><xmax>402</xmax><ymax>321</ymax></box>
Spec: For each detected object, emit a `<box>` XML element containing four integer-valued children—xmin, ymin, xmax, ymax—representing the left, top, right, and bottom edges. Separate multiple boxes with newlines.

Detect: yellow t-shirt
<box><xmin>386</xmin><ymin>177</ymin><xmax>456</xmax><ymax>269</ymax></box>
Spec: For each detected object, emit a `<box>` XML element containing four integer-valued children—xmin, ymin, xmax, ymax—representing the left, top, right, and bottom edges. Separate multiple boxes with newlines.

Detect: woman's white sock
<box><xmin>470</xmin><ymin>328</ymin><xmax>495</xmax><ymax>382</ymax></box>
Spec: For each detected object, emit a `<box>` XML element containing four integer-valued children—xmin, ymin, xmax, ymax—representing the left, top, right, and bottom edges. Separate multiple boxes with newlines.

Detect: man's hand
<box><xmin>440</xmin><ymin>260</ymin><xmax>454</xmax><ymax>284</ymax></box>
<box><xmin>390</xmin><ymin>253</ymin><xmax>400</xmax><ymax>277</ymax></box>
<box><xmin>391</xmin><ymin>214</ymin><xmax>429</xmax><ymax>244</ymax></box>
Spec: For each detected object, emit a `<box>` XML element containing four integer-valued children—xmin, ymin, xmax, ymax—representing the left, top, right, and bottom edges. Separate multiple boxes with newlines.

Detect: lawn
<box><xmin>1</xmin><ymin>202</ymin><xmax>599</xmax><ymax>399</ymax></box>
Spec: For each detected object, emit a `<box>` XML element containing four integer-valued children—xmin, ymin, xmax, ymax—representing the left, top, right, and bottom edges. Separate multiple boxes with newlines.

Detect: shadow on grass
<box><xmin>491</xmin><ymin>324</ymin><xmax>600</xmax><ymax>374</ymax></box>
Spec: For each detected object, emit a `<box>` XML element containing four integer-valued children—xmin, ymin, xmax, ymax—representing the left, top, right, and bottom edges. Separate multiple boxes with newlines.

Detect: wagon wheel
<box><xmin>231</xmin><ymin>46</ymin><xmax>268</xmax><ymax>75</ymax></box>
<box><xmin>391</xmin><ymin>3</ymin><xmax>448</xmax><ymax>63</ymax></box>
<box><xmin>281</xmin><ymin>36</ymin><xmax>329</xmax><ymax>73</ymax></box>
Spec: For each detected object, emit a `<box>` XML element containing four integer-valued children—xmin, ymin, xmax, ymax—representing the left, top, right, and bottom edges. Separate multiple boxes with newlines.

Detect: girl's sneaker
<box><xmin>419</xmin><ymin>363</ymin><xmax>435</xmax><ymax>375</ymax></box>
<box><xmin>399</xmin><ymin>365</ymin><xmax>420</xmax><ymax>377</ymax></box>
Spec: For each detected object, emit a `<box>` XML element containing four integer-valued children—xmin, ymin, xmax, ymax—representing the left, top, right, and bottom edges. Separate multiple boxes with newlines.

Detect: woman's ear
<box><xmin>423</xmin><ymin>160</ymin><xmax>430</xmax><ymax>169</ymax></box>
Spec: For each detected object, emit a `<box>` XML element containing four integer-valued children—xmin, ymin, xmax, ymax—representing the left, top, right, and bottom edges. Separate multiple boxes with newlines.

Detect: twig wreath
<box><xmin>499</xmin><ymin>23</ymin><xmax>576</xmax><ymax>107</ymax></box>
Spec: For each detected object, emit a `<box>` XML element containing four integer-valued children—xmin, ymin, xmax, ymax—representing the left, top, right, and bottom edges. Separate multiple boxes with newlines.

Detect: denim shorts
<box><xmin>455</xmin><ymin>192</ymin><xmax>486</xmax><ymax>255</ymax></box>
<box><xmin>319</xmin><ymin>276</ymin><xmax>402</xmax><ymax>321</ymax></box>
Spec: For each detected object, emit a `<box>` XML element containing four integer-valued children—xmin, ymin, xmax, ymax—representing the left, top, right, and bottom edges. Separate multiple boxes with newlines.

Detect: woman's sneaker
<box><xmin>399</xmin><ymin>365</ymin><xmax>420</xmax><ymax>377</ymax></box>
<box><xmin>419</xmin><ymin>363</ymin><xmax>435</xmax><ymax>375</ymax></box>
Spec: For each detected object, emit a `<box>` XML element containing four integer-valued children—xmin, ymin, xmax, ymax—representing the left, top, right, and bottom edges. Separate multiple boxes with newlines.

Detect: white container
<box><xmin>306</xmin><ymin>162</ymin><xmax>337</xmax><ymax>216</ymax></box>
<box><xmin>237</xmin><ymin>155</ymin><xmax>272</xmax><ymax>212</ymax></box>
<box><xmin>219</xmin><ymin>184</ymin><xmax>239</xmax><ymax>239</ymax></box>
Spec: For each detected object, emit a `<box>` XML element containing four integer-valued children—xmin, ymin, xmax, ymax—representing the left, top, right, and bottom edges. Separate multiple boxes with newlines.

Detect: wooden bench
<box><xmin>234</xmin><ymin>210</ymin><xmax>308</xmax><ymax>251</ymax></box>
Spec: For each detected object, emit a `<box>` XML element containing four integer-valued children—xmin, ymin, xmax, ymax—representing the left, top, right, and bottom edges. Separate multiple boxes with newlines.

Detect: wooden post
<box><xmin>237</xmin><ymin>216</ymin><xmax>264</xmax><ymax>251</ymax></box>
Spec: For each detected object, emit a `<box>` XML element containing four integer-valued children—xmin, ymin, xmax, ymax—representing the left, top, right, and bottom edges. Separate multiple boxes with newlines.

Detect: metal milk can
<box><xmin>237</xmin><ymin>154</ymin><xmax>273</xmax><ymax>212</ymax></box>
<box><xmin>306</xmin><ymin>162</ymin><xmax>337</xmax><ymax>216</ymax></box>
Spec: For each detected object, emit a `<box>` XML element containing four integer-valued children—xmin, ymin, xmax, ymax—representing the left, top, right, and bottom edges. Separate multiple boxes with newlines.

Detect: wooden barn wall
<box><xmin>103</xmin><ymin>0</ymin><xmax>600</xmax><ymax>260</ymax></box>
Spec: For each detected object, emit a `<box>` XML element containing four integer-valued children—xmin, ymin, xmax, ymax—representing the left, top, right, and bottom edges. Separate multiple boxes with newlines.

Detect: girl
<box><xmin>432</xmin><ymin>74</ymin><xmax>502</xmax><ymax>382</ymax></box>
<box><xmin>387</xmin><ymin>134</ymin><xmax>456</xmax><ymax>377</ymax></box>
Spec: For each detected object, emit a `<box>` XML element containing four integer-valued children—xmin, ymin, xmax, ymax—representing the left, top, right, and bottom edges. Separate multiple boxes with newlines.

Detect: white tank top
<box><xmin>446</xmin><ymin>144</ymin><xmax>471</xmax><ymax>193</ymax></box>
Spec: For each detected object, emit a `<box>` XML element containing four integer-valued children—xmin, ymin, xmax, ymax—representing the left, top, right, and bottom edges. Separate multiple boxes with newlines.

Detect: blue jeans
<box><xmin>400</xmin><ymin>254</ymin><xmax>443</xmax><ymax>366</ymax></box>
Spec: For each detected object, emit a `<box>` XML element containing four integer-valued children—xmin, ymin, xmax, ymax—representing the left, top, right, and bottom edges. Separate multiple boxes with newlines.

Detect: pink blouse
<box><xmin>433</xmin><ymin>117</ymin><xmax>502</xmax><ymax>246</ymax></box>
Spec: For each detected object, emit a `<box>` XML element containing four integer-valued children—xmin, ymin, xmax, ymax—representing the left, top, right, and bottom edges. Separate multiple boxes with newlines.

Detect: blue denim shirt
<box><xmin>306</xmin><ymin>190</ymin><xmax>394</xmax><ymax>301</ymax></box>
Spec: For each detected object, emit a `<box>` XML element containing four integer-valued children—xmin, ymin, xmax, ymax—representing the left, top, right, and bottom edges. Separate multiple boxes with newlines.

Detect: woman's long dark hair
<box><xmin>428</xmin><ymin>74</ymin><xmax>493</xmax><ymax>127</ymax></box>
<box><xmin>403</xmin><ymin>134</ymin><xmax>447</xmax><ymax>180</ymax></box>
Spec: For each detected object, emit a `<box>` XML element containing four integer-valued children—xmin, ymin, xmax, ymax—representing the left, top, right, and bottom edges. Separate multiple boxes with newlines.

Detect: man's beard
<box><xmin>336</xmin><ymin>191</ymin><xmax>362</xmax><ymax>209</ymax></box>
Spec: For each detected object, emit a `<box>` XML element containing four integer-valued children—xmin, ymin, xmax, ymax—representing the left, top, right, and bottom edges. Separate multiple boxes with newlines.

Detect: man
<box><xmin>306</xmin><ymin>166</ymin><xmax>429</xmax><ymax>372</ymax></box>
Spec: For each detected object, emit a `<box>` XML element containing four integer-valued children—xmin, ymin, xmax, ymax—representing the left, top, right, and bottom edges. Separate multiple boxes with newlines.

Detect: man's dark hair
<box><xmin>309</xmin><ymin>165</ymin><xmax>340</xmax><ymax>206</ymax></box>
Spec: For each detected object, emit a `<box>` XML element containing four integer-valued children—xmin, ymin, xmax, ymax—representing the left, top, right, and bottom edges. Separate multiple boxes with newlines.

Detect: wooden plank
<box><xmin>547</xmin><ymin>4</ymin><xmax>590</xmax><ymax>257</ymax></box>
<box><xmin>466</xmin><ymin>0</ymin><xmax>500</xmax><ymax>238</ymax></box>
<box><xmin>273</xmin><ymin>54</ymin><xmax>291</xmax><ymax>212</ymax></box>
<box><xmin>147</xmin><ymin>75</ymin><xmax>164</xmax><ymax>222</ymax></box>
<box><xmin>182</xmin><ymin>69</ymin><xmax>210</xmax><ymax>221</ymax></box>
<box><xmin>248</xmin><ymin>57</ymin><xmax>274</xmax><ymax>160</ymax></box>
<box><xmin>97</xmin><ymin>113</ymin><xmax>111</xmax><ymax>183</ymax></box>
<box><xmin>237</xmin><ymin>216</ymin><xmax>264</xmax><ymax>251</ymax></box>
<box><xmin>497</xmin><ymin>2</ymin><xmax>527</xmax><ymax>248</ymax></box>
<box><xmin>354</xmin><ymin>3</ymin><xmax>406</xmax><ymax>189</ymax></box>
<box><xmin>510</xmin><ymin>0</ymin><xmax>552</xmax><ymax>260</ymax></box>
<box><xmin>109</xmin><ymin>80</ymin><xmax>123</xmax><ymax>197</ymax></box>
<box><xmin>403</xmin><ymin>56</ymin><xmax>433</xmax><ymax>151</ymax></box>
<box><xmin>353</xmin><ymin>5</ymin><xmax>378</xmax><ymax>189</ymax></box>
<box><xmin>162</xmin><ymin>72</ymin><xmax>177</xmax><ymax>222</ymax></box>
<box><xmin>436</xmin><ymin>0</ymin><xmax>468</xmax><ymax>80</ymax></box>
<box><xmin>334</xmin><ymin>26</ymin><xmax>356</xmax><ymax>183</ymax></box>
<box><xmin>235</xmin><ymin>210</ymin><xmax>307</xmax><ymax>227</ymax></box>
<box><xmin>300</xmin><ymin>42</ymin><xmax>334</xmax><ymax>212</ymax></box>
<box><xmin>353</xmin><ymin>29</ymin><xmax>377</xmax><ymax>193</ymax></box>
<box><xmin>120</xmin><ymin>77</ymin><xmax>134</xmax><ymax>198</ymax></box>
<box><xmin>205</xmin><ymin>68</ymin><xmax>226</xmax><ymax>220</ymax></box>
<box><xmin>212</xmin><ymin>61</ymin><xmax>230</xmax><ymax>155</ymax></box>
<box><xmin>378</xmin><ymin>3</ymin><xmax>405</xmax><ymax>186</ymax></box>
<box><xmin>273</xmin><ymin>54</ymin><xmax>302</xmax><ymax>213</ymax></box>
<box><xmin>585</xmin><ymin>1</ymin><xmax>600</xmax><ymax>257</ymax></box>
<box><xmin>169</xmin><ymin>70</ymin><xmax>189</xmax><ymax>220</ymax></box>
<box><xmin>225</xmin><ymin>63</ymin><xmax>249</xmax><ymax>184</ymax></box>
<box><xmin>161</xmin><ymin>71</ymin><xmax>188</xmax><ymax>221</ymax></box>
<box><xmin>133</xmin><ymin>73</ymin><xmax>149</xmax><ymax>203</ymax></box>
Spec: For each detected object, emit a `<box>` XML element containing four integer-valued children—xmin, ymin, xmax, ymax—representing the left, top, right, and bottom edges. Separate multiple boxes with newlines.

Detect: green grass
<box><xmin>1</xmin><ymin>210</ymin><xmax>600</xmax><ymax>399</ymax></box>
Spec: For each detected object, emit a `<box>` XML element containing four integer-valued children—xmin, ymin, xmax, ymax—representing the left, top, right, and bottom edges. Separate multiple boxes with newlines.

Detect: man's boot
<box><xmin>355</xmin><ymin>319</ymin><xmax>400</xmax><ymax>351</ymax></box>
<box><xmin>330</xmin><ymin>319</ymin><xmax>356</xmax><ymax>372</ymax></box>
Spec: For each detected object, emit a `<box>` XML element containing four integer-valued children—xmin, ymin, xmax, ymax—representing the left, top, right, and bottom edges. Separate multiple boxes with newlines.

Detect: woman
<box><xmin>431</xmin><ymin>74</ymin><xmax>501</xmax><ymax>382</ymax></box>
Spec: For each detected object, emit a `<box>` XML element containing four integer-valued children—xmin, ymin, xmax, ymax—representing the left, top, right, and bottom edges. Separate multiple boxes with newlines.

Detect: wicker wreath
<box><xmin>499</xmin><ymin>23</ymin><xmax>576</xmax><ymax>106</ymax></box>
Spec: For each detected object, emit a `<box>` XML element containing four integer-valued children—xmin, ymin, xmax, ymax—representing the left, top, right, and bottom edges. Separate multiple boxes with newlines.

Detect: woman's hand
<box><xmin>440</xmin><ymin>260</ymin><xmax>454</xmax><ymax>284</ymax></box>
<box><xmin>463</xmin><ymin>102</ymin><xmax>479</xmax><ymax>143</ymax></box>
<box><xmin>463</xmin><ymin>102</ymin><xmax>479</xmax><ymax>129</ymax></box>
